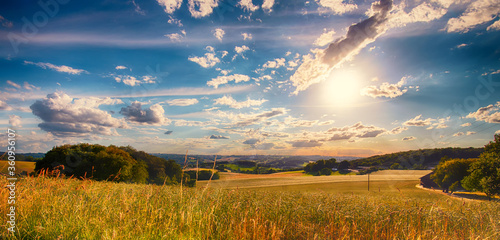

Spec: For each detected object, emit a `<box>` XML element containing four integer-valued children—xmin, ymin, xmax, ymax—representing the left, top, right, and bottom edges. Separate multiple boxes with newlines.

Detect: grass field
<box><xmin>0</xmin><ymin>161</ymin><xmax>35</xmax><ymax>175</ymax></box>
<box><xmin>1</xmin><ymin>170</ymin><xmax>499</xmax><ymax>239</ymax></box>
<box><xmin>199</xmin><ymin>170</ymin><xmax>432</xmax><ymax>189</ymax></box>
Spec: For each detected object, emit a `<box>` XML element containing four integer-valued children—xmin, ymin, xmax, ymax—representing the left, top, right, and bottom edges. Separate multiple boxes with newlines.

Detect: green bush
<box><xmin>320</xmin><ymin>168</ymin><xmax>332</xmax><ymax>176</ymax></box>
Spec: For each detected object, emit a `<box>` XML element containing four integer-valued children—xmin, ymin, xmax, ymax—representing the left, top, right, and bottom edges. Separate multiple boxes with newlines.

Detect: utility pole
<box><xmin>368</xmin><ymin>172</ymin><xmax>370</xmax><ymax>191</ymax></box>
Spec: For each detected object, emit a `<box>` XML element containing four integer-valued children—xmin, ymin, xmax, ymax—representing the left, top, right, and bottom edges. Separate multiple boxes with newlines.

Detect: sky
<box><xmin>1</xmin><ymin>0</ymin><xmax>500</xmax><ymax>157</ymax></box>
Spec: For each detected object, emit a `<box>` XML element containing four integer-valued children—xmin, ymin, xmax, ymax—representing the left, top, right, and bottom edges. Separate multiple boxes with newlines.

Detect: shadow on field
<box><xmin>452</xmin><ymin>192</ymin><xmax>500</xmax><ymax>202</ymax></box>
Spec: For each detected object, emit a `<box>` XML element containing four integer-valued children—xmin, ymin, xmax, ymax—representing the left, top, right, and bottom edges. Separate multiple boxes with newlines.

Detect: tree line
<box><xmin>304</xmin><ymin>158</ymin><xmax>351</xmax><ymax>176</ymax></box>
<box><xmin>431</xmin><ymin>134</ymin><xmax>500</xmax><ymax>199</ymax></box>
<box><xmin>34</xmin><ymin>143</ymin><xmax>196</xmax><ymax>187</ymax></box>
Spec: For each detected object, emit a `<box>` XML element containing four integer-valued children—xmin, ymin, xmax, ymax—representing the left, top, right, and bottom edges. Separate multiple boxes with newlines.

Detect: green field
<box><xmin>1</xmin><ymin>170</ymin><xmax>499</xmax><ymax>239</ymax></box>
<box><xmin>0</xmin><ymin>160</ymin><xmax>35</xmax><ymax>175</ymax></box>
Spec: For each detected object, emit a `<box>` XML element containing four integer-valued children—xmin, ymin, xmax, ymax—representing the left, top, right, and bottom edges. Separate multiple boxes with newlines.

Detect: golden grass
<box><xmin>1</xmin><ymin>173</ymin><xmax>499</xmax><ymax>239</ymax></box>
<box><xmin>0</xmin><ymin>161</ymin><xmax>35</xmax><ymax>175</ymax></box>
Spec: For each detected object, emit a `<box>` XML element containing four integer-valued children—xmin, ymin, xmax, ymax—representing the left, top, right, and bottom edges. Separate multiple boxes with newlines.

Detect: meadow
<box><xmin>1</xmin><ymin>170</ymin><xmax>499</xmax><ymax>239</ymax></box>
<box><xmin>0</xmin><ymin>160</ymin><xmax>35</xmax><ymax>175</ymax></box>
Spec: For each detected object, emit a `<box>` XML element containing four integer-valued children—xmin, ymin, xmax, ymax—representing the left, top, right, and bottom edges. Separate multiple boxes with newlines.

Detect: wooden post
<box><xmin>368</xmin><ymin>172</ymin><xmax>370</xmax><ymax>191</ymax></box>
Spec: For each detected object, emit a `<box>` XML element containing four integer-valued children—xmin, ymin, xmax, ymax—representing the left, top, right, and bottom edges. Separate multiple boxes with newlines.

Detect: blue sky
<box><xmin>1</xmin><ymin>0</ymin><xmax>500</xmax><ymax>156</ymax></box>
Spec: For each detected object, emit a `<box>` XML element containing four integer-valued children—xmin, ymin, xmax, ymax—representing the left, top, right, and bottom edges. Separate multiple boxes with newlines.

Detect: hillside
<box><xmin>0</xmin><ymin>152</ymin><xmax>44</xmax><ymax>161</ymax></box>
<box><xmin>352</xmin><ymin>147</ymin><xmax>484</xmax><ymax>168</ymax></box>
<box><xmin>153</xmin><ymin>154</ymin><xmax>360</xmax><ymax>170</ymax></box>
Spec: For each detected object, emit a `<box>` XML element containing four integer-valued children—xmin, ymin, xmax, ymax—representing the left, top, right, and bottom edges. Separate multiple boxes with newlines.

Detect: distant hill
<box><xmin>152</xmin><ymin>154</ymin><xmax>360</xmax><ymax>169</ymax></box>
<box><xmin>0</xmin><ymin>152</ymin><xmax>45</xmax><ymax>161</ymax></box>
<box><xmin>351</xmin><ymin>147</ymin><xmax>484</xmax><ymax>169</ymax></box>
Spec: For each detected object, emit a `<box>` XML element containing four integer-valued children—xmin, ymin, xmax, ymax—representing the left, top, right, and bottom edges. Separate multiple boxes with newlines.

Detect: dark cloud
<box><xmin>254</xmin><ymin>142</ymin><xmax>275</xmax><ymax>150</ymax></box>
<box><xmin>327</xmin><ymin>122</ymin><xmax>387</xmax><ymax>141</ymax></box>
<box><xmin>243</xmin><ymin>138</ymin><xmax>260</xmax><ymax>145</ymax></box>
<box><xmin>232</xmin><ymin>108</ymin><xmax>288</xmax><ymax>127</ymax></box>
<box><xmin>209</xmin><ymin>134</ymin><xmax>229</xmax><ymax>139</ymax></box>
<box><xmin>120</xmin><ymin>102</ymin><xmax>168</xmax><ymax>125</ymax></box>
<box><xmin>323</xmin><ymin>0</ymin><xmax>393</xmax><ymax>66</ymax></box>
<box><xmin>290</xmin><ymin>0</ymin><xmax>393</xmax><ymax>94</ymax></box>
<box><xmin>164</xmin><ymin>130</ymin><xmax>173</xmax><ymax>135</ymax></box>
<box><xmin>30</xmin><ymin>92</ymin><xmax>127</xmax><ymax>137</ymax></box>
<box><xmin>466</xmin><ymin>102</ymin><xmax>500</xmax><ymax>123</ymax></box>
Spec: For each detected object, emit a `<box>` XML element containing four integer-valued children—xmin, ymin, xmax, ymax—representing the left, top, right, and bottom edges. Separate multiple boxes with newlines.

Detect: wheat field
<box><xmin>1</xmin><ymin>173</ymin><xmax>499</xmax><ymax>239</ymax></box>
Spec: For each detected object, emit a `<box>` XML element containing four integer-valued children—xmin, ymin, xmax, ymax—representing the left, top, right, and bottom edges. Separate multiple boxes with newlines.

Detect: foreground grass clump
<box><xmin>1</xmin><ymin>176</ymin><xmax>499</xmax><ymax>239</ymax></box>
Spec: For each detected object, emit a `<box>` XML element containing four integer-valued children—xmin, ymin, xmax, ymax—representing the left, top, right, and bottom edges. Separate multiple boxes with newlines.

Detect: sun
<box><xmin>319</xmin><ymin>69</ymin><xmax>362</xmax><ymax>107</ymax></box>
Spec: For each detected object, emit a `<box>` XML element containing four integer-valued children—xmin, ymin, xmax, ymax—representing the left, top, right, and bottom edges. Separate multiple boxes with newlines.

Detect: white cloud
<box><xmin>239</xmin><ymin>0</ymin><xmax>259</xmax><ymax>11</ymax></box>
<box><xmin>188</xmin><ymin>51</ymin><xmax>220</xmax><ymax>68</ymax></box>
<box><xmin>360</xmin><ymin>77</ymin><xmax>409</xmax><ymax>98</ymax></box>
<box><xmin>235</xmin><ymin>45</ymin><xmax>250</xmax><ymax>54</ymax></box>
<box><xmin>446</xmin><ymin>0</ymin><xmax>500</xmax><ymax>33</ymax></box>
<box><xmin>283</xmin><ymin>116</ymin><xmax>319</xmax><ymax>128</ymax></box>
<box><xmin>403</xmin><ymin>115</ymin><xmax>433</xmax><ymax>127</ymax></box>
<box><xmin>466</xmin><ymin>131</ymin><xmax>476</xmax><ymax>135</ymax></box>
<box><xmin>24</xmin><ymin>61</ymin><xmax>88</xmax><ymax>75</ymax></box>
<box><xmin>165</xmin><ymin>30</ymin><xmax>186</xmax><ymax>42</ymax></box>
<box><xmin>0</xmin><ymin>100</ymin><xmax>12</xmax><ymax>111</ymax></box>
<box><xmin>168</xmin><ymin>16</ymin><xmax>183</xmax><ymax>27</ymax></box>
<box><xmin>207</xmin><ymin>74</ymin><xmax>251</xmax><ymax>88</ymax></box>
<box><xmin>213</xmin><ymin>95</ymin><xmax>267</xmax><ymax>109</ymax></box>
<box><xmin>214</xmin><ymin>28</ymin><xmax>225</xmax><ymax>41</ymax></box>
<box><xmin>165</xmin><ymin>98</ymin><xmax>199</xmax><ymax>106</ymax></box>
<box><xmin>289</xmin><ymin>50</ymin><xmax>331</xmax><ymax>94</ymax></box>
<box><xmin>113</xmin><ymin>75</ymin><xmax>156</xmax><ymax>86</ymax></box>
<box><xmin>402</xmin><ymin>115</ymin><xmax>449</xmax><ymax>130</ymax></box>
<box><xmin>156</xmin><ymin>0</ymin><xmax>183</xmax><ymax>14</ymax></box>
<box><xmin>212</xmin><ymin>108</ymin><xmax>288</xmax><ymax>128</ymax></box>
<box><xmin>262</xmin><ymin>0</ymin><xmax>275</xmax><ymax>13</ymax></box>
<box><xmin>23</xmin><ymin>82</ymin><xmax>40</xmax><ymax>90</ymax></box>
<box><xmin>9</xmin><ymin>115</ymin><xmax>21</xmax><ymax>127</ymax></box>
<box><xmin>388</xmin><ymin>1</ymin><xmax>448</xmax><ymax>29</ymax></box>
<box><xmin>466</xmin><ymin>102</ymin><xmax>500</xmax><ymax>123</ymax></box>
<box><xmin>262</xmin><ymin>58</ymin><xmax>286</xmax><ymax>69</ymax></box>
<box><xmin>30</xmin><ymin>92</ymin><xmax>127</xmax><ymax>137</ymax></box>
<box><xmin>6</xmin><ymin>80</ymin><xmax>21</xmax><ymax>89</ymax></box>
<box><xmin>120</xmin><ymin>102</ymin><xmax>169</xmax><ymax>125</ymax></box>
<box><xmin>253</xmin><ymin>75</ymin><xmax>273</xmax><ymax>82</ymax></box>
<box><xmin>314</xmin><ymin>29</ymin><xmax>336</xmax><ymax>46</ymax></box>
<box><xmin>326</xmin><ymin>122</ymin><xmax>388</xmax><ymax>141</ymax></box>
<box><xmin>242</xmin><ymin>33</ymin><xmax>253</xmax><ymax>40</ymax></box>
<box><xmin>453</xmin><ymin>132</ymin><xmax>465</xmax><ymax>137</ymax></box>
<box><xmin>315</xmin><ymin>0</ymin><xmax>357</xmax><ymax>15</ymax></box>
<box><xmin>461</xmin><ymin>122</ymin><xmax>472</xmax><ymax>127</ymax></box>
<box><xmin>487</xmin><ymin>19</ymin><xmax>500</xmax><ymax>31</ymax></box>
<box><xmin>188</xmin><ymin>0</ymin><xmax>218</xmax><ymax>18</ymax></box>
<box><xmin>115</xmin><ymin>65</ymin><xmax>127</xmax><ymax>70</ymax></box>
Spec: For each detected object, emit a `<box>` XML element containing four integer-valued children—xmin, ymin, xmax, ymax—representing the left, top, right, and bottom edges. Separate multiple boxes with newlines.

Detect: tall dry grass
<box><xmin>0</xmin><ymin>175</ymin><xmax>499</xmax><ymax>239</ymax></box>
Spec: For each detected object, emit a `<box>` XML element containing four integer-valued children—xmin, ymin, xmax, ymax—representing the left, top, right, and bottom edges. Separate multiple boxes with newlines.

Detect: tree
<box><xmin>484</xmin><ymin>134</ymin><xmax>500</xmax><ymax>154</ymax></box>
<box><xmin>390</xmin><ymin>163</ymin><xmax>401</xmax><ymax>170</ymax></box>
<box><xmin>35</xmin><ymin>144</ymin><xmax>147</xmax><ymax>183</ymax></box>
<box><xmin>462</xmin><ymin>152</ymin><xmax>500</xmax><ymax>199</ymax></box>
<box><xmin>119</xmin><ymin>146</ymin><xmax>185</xmax><ymax>185</ymax></box>
<box><xmin>320</xmin><ymin>168</ymin><xmax>332</xmax><ymax>176</ymax></box>
<box><xmin>430</xmin><ymin>158</ymin><xmax>476</xmax><ymax>192</ymax></box>
<box><xmin>338</xmin><ymin>160</ymin><xmax>350</xmax><ymax>170</ymax></box>
<box><xmin>304</xmin><ymin>158</ymin><xmax>337</xmax><ymax>175</ymax></box>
